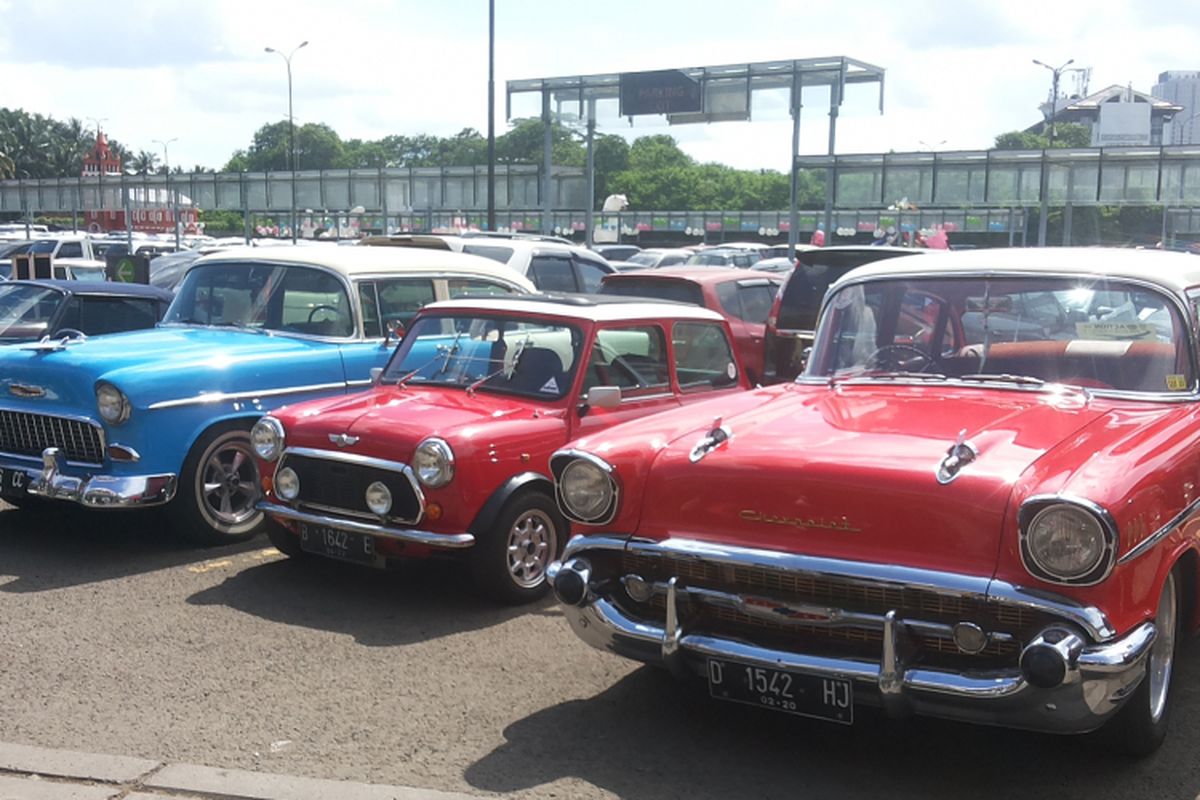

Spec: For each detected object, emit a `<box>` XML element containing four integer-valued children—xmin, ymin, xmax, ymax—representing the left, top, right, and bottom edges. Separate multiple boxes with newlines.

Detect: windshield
<box><xmin>69</xmin><ymin>265</ymin><xmax>108</xmax><ymax>282</ymax></box>
<box><xmin>806</xmin><ymin>275</ymin><xmax>1193</xmax><ymax>394</ymax></box>
<box><xmin>627</xmin><ymin>252</ymin><xmax>660</xmax><ymax>267</ymax></box>
<box><xmin>600</xmin><ymin>279</ymin><xmax>703</xmax><ymax>306</ymax></box>
<box><xmin>29</xmin><ymin>240</ymin><xmax>57</xmax><ymax>254</ymax></box>
<box><xmin>383</xmin><ymin>314</ymin><xmax>582</xmax><ymax>400</ymax></box>
<box><xmin>686</xmin><ymin>251</ymin><xmax>733</xmax><ymax>266</ymax></box>
<box><xmin>0</xmin><ymin>283</ymin><xmax>63</xmax><ymax>340</ymax></box>
<box><xmin>164</xmin><ymin>261</ymin><xmax>354</xmax><ymax>337</ymax></box>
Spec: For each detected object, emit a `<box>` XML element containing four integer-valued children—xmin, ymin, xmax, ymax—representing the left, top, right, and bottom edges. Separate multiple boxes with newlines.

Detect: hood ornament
<box><xmin>329</xmin><ymin>433</ymin><xmax>359</xmax><ymax>448</ymax></box>
<box><xmin>7</xmin><ymin>382</ymin><xmax>46</xmax><ymax>399</ymax></box>
<box><xmin>689</xmin><ymin>416</ymin><xmax>732</xmax><ymax>463</ymax></box>
<box><xmin>937</xmin><ymin>428</ymin><xmax>978</xmax><ymax>484</ymax></box>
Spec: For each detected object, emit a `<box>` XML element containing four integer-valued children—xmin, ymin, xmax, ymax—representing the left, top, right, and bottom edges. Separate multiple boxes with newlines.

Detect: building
<box><xmin>1153</xmin><ymin>71</ymin><xmax>1200</xmax><ymax>145</ymax></box>
<box><xmin>1034</xmin><ymin>84</ymin><xmax>1183</xmax><ymax>147</ymax></box>
<box><xmin>80</xmin><ymin>130</ymin><xmax>198</xmax><ymax>235</ymax></box>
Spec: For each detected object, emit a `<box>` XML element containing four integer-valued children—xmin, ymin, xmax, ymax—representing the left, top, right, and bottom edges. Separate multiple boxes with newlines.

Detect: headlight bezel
<box><xmin>95</xmin><ymin>381</ymin><xmax>131</xmax><ymax>425</ymax></box>
<box><xmin>413</xmin><ymin>437</ymin><xmax>455</xmax><ymax>488</ymax></box>
<box><xmin>251</xmin><ymin>416</ymin><xmax>286</xmax><ymax>462</ymax></box>
<box><xmin>275</xmin><ymin>466</ymin><xmax>300</xmax><ymax>501</ymax></box>
<box><xmin>1018</xmin><ymin>496</ymin><xmax>1117</xmax><ymax>586</ymax></box>
<box><xmin>551</xmin><ymin>450</ymin><xmax>619</xmax><ymax>525</ymax></box>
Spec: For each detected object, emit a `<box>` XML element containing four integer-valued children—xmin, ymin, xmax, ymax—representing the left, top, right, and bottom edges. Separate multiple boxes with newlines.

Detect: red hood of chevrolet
<box><xmin>635</xmin><ymin>383</ymin><xmax>1107</xmax><ymax>576</ymax></box>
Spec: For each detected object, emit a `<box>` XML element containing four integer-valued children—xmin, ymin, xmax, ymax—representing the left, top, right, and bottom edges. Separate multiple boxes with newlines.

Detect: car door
<box><xmin>671</xmin><ymin>319</ymin><xmax>746</xmax><ymax>402</ymax></box>
<box><xmin>571</xmin><ymin>322</ymin><xmax>681</xmax><ymax>439</ymax></box>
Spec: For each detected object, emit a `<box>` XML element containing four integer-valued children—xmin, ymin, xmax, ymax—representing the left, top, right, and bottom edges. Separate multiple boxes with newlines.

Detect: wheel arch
<box><xmin>468</xmin><ymin>471</ymin><xmax>555</xmax><ymax>537</ymax></box>
<box><xmin>180</xmin><ymin>412</ymin><xmax>264</xmax><ymax>458</ymax></box>
<box><xmin>1173</xmin><ymin>547</ymin><xmax>1199</xmax><ymax>635</ymax></box>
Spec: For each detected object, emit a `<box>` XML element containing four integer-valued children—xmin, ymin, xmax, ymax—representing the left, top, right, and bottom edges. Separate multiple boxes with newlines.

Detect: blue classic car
<box><xmin>0</xmin><ymin>246</ymin><xmax>536</xmax><ymax>543</ymax></box>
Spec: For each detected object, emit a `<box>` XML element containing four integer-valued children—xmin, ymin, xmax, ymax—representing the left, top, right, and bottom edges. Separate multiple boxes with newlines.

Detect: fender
<box><xmin>468</xmin><ymin>471</ymin><xmax>553</xmax><ymax>536</ymax></box>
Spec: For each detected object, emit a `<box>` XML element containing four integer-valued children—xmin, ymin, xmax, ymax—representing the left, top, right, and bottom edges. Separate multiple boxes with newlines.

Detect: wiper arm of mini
<box><xmin>959</xmin><ymin>373</ymin><xmax>1045</xmax><ymax>387</ymax></box>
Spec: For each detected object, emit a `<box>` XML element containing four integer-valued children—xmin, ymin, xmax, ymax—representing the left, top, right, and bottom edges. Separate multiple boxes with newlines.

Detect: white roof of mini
<box><xmin>192</xmin><ymin>244</ymin><xmax>537</xmax><ymax>289</ymax></box>
<box><xmin>421</xmin><ymin>295</ymin><xmax>727</xmax><ymax>323</ymax></box>
<box><xmin>839</xmin><ymin>247</ymin><xmax>1200</xmax><ymax>293</ymax></box>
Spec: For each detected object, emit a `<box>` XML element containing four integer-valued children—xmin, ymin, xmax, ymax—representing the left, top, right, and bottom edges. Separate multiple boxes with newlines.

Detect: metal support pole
<box><xmin>787</xmin><ymin>76</ymin><xmax>802</xmax><ymax>259</ymax></box>
<box><xmin>585</xmin><ymin>97</ymin><xmax>596</xmax><ymax>247</ymax></box>
<box><xmin>824</xmin><ymin>80</ymin><xmax>840</xmax><ymax>240</ymax></box>
<box><xmin>1034</xmin><ymin>58</ymin><xmax>1070</xmax><ymax>246</ymax></box>
<box><xmin>486</xmin><ymin>0</ymin><xmax>496</xmax><ymax>232</ymax></box>
<box><xmin>541</xmin><ymin>90</ymin><xmax>553</xmax><ymax>235</ymax></box>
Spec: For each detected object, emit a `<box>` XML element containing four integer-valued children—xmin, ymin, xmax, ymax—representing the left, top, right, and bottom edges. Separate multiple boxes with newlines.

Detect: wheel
<box><xmin>1105</xmin><ymin>568</ymin><xmax>1179</xmax><ymax>756</ymax></box>
<box><xmin>469</xmin><ymin>491</ymin><xmax>565</xmax><ymax>605</ymax></box>
<box><xmin>865</xmin><ymin>343</ymin><xmax>940</xmax><ymax>372</ymax></box>
<box><xmin>168</xmin><ymin>423</ymin><xmax>263</xmax><ymax>545</ymax></box>
<box><xmin>265</xmin><ymin>516</ymin><xmax>305</xmax><ymax>558</ymax></box>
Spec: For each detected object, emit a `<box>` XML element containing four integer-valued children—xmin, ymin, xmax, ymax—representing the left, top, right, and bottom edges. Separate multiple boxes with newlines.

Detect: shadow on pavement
<box><xmin>186</xmin><ymin>555</ymin><xmax>561</xmax><ymax>647</ymax></box>
<box><xmin>0</xmin><ymin>504</ymin><xmax>265</xmax><ymax>592</ymax></box>
<box><xmin>466</xmin><ymin>641</ymin><xmax>1200</xmax><ymax>800</ymax></box>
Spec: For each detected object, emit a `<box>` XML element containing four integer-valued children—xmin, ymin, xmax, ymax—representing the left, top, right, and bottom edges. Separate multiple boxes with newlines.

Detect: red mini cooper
<box><xmin>251</xmin><ymin>294</ymin><xmax>748</xmax><ymax>603</ymax></box>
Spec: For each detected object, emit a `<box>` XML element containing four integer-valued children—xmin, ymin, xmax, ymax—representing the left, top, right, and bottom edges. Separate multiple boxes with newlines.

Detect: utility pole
<box><xmin>266</xmin><ymin>41</ymin><xmax>308</xmax><ymax>243</ymax></box>
<box><xmin>1033</xmin><ymin>58</ymin><xmax>1073</xmax><ymax>247</ymax></box>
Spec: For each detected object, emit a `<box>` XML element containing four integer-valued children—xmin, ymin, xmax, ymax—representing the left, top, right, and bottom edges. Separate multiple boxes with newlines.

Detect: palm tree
<box><xmin>130</xmin><ymin>150</ymin><xmax>159</xmax><ymax>175</ymax></box>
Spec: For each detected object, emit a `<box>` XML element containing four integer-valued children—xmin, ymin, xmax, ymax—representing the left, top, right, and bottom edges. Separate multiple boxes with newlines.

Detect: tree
<box><xmin>627</xmin><ymin>135</ymin><xmax>692</xmax><ymax>172</ymax></box>
<box><xmin>994</xmin><ymin>122</ymin><xmax>1091</xmax><ymax>150</ymax></box>
<box><xmin>129</xmin><ymin>150</ymin><xmax>159</xmax><ymax>175</ymax></box>
<box><xmin>495</xmin><ymin>118</ymin><xmax>584</xmax><ymax>167</ymax></box>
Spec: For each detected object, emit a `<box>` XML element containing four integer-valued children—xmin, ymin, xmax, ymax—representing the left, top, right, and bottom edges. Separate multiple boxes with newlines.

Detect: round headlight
<box><xmin>560</xmin><ymin>458</ymin><xmax>614</xmax><ymax>522</ymax></box>
<box><xmin>275</xmin><ymin>467</ymin><xmax>300</xmax><ymax>501</ymax></box>
<box><xmin>95</xmin><ymin>382</ymin><xmax>130</xmax><ymax>425</ymax></box>
<box><xmin>365</xmin><ymin>481</ymin><xmax>392</xmax><ymax>515</ymax></box>
<box><xmin>413</xmin><ymin>438</ymin><xmax>454</xmax><ymax>488</ymax></box>
<box><xmin>1023</xmin><ymin>504</ymin><xmax>1111</xmax><ymax>583</ymax></box>
<box><xmin>251</xmin><ymin>416</ymin><xmax>285</xmax><ymax>462</ymax></box>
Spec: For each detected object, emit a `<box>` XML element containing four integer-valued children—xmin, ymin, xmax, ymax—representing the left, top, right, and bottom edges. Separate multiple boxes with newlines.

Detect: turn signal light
<box><xmin>426</xmin><ymin>503</ymin><xmax>443</xmax><ymax>521</ymax></box>
<box><xmin>261</xmin><ymin>476</ymin><xmax>273</xmax><ymax>495</ymax></box>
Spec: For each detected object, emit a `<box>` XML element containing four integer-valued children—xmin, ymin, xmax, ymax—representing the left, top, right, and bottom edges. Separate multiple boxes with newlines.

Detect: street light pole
<box><xmin>265</xmin><ymin>41</ymin><xmax>308</xmax><ymax>243</ymax></box>
<box><xmin>1033</xmin><ymin>58</ymin><xmax>1073</xmax><ymax>247</ymax></box>
<box><xmin>152</xmin><ymin>137</ymin><xmax>179</xmax><ymax>248</ymax></box>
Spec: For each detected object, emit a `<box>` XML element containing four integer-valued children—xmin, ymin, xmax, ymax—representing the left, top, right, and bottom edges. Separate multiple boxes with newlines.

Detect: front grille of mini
<box><xmin>0</xmin><ymin>410</ymin><xmax>104</xmax><ymax>465</ymax></box>
<box><xmin>281</xmin><ymin>453</ymin><xmax>420</xmax><ymax>523</ymax></box>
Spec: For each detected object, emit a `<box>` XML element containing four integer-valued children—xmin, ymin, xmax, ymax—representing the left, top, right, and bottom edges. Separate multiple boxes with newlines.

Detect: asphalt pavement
<box><xmin>2</xmin><ymin>499</ymin><xmax>1200</xmax><ymax>800</ymax></box>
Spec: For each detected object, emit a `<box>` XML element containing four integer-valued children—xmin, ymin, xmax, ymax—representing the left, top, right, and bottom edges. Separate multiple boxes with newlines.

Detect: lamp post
<box><xmin>265</xmin><ymin>40</ymin><xmax>308</xmax><ymax>243</ymax></box>
<box><xmin>152</xmin><ymin>137</ymin><xmax>179</xmax><ymax>248</ymax></box>
<box><xmin>1033</xmin><ymin>58</ymin><xmax>1073</xmax><ymax>246</ymax></box>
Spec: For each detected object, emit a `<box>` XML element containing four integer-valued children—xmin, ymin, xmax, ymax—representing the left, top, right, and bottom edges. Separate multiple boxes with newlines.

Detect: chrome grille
<box><xmin>0</xmin><ymin>410</ymin><xmax>104</xmax><ymax>464</ymax></box>
<box><xmin>280</xmin><ymin>452</ymin><xmax>421</xmax><ymax>524</ymax></box>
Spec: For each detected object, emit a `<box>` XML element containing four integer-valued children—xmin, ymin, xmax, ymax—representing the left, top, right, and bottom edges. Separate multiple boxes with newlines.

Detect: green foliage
<box><xmin>994</xmin><ymin>122</ymin><xmax>1091</xmax><ymax>150</ymax></box>
<box><xmin>198</xmin><ymin>209</ymin><xmax>246</xmax><ymax>235</ymax></box>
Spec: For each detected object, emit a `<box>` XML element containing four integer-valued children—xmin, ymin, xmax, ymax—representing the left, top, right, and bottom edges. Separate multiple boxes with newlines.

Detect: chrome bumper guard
<box><xmin>549</xmin><ymin>535</ymin><xmax>1158</xmax><ymax>734</ymax></box>
<box><xmin>257</xmin><ymin>500</ymin><xmax>476</xmax><ymax>549</ymax></box>
<box><xmin>26</xmin><ymin>448</ymin><xmax>176</xmax><ymax>508</ymax></box>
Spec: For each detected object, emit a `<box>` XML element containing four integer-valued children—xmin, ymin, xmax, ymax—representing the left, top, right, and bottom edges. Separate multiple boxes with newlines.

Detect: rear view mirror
<box><xmin>384</xmin><ymin>319</ymin><xmax>405</xmax><ymax>345</ymax></box>
<box><xmin>585</xmin><ymin>386</ymin><xmax>622</xmax><ymax>409</ymax></box>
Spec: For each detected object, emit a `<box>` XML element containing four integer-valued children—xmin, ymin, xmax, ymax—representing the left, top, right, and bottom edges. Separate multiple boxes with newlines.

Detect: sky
<box><xmin>1</xmin><ymin>0</ymin><xmax>1198</xmax><ymax>174</ymax></box>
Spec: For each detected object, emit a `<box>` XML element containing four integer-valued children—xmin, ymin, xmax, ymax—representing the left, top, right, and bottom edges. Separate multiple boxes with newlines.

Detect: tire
<box><xmin>1105</xmin><ymin>568</ymin><xmax>1179</xmax><ymax>757</ymax></box>
<box><xmin>469</xmin><ymin>490</ymin><xmax>565</xmax><ymax>605</ymax></box>
<box><xmin>168</xmin><ymin>423</ymin><xmax>263</xmax><ymax>546</ymax></box>
<box><xmin>265</xmin><ymin>516</ymin><xmax>305</xmax><ymax>558</ymax></box>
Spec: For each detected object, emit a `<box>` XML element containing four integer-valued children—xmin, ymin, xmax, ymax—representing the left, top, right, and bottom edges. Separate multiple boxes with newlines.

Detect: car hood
<box><xmin>633</xmin><ymin>383</ymin><xmax>1108</xmax><ymax>576</ymax></box>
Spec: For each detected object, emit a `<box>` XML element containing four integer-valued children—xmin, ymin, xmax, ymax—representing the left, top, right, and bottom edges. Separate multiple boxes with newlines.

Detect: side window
<box><xmin>529</xmin><ymin>256</ymin><xmax>577</xmax><ymax>292</ymax></box>
<box><xmin>448</xmin><ymin>278</ymin><xmax>518</xmax><ymax>298</ymax></box>
<box><xmin>358</xmin><ymin>281</ymin><xmax>381</xmax><ymax>338</ymax></box>
<box><xmin>76</xmin><ymin>297</ymin><xmax>160</xmax><ymax>335</ymax></box>
<box><xmin>716</xmin><ymin>281</ymin><xmax>743</xmax><ymax>320</ymax></box>
<box><xmin>575</xmin><ymin>260</ymin><xmax>609</xmax><ymax>293</ymax></box>
<box><xmin>57</xmin><ymin>242</ymin><xmax>83</xmax><ymax>259</ymax></box>
<box><xmin>585</xmin><ymin>325</ymin><xmax>670</xmax><ymax>396</ymax></box>
<box><xmin>674</xmin><ymin>321</ymin><xmax>739</xmax><ymax>391</ymax></box>
<box><xmin>376</xmin><ymin>278</ymin><xmax>436</xmax><ymax>329</ymax></box>
<box><xmin>278</xmin><ymin>268</ymin><xmax>354</xmax><ymax>337</ymax></box>
<box><xmin>737</xmin><ymin>283</ymin><xmax>777</xmax><ymax>323</ymax></box>
<box><xmin>461</xmin><ymin>244</ymin><xmax>514</xmax><ymax>265</ymax></box>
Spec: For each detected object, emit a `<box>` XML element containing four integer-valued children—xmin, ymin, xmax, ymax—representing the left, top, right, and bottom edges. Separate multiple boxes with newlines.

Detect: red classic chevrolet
<box><xmin>548</xmin><ymin>247</ymin><xmax>1200</xmax><ymax>754</ymax></box>
<box><xmin>251</xmin><ymin>294</ymin><xmax>748</xmax><ymax>603</ymax></box>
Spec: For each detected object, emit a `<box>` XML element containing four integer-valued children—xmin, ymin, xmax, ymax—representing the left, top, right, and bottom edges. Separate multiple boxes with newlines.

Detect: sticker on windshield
<box><xmin>539</xmin><ymin>377</ymin><xmax>559</xmax><ymax>394</ymax></box>
<box><xmin>1166</xmin><ymin>374</ymin><xmax>1189</xmax><ymax>391</ymax></box>
<box><xmin>1075</xmin><ymin>321</ymin><xmax>1158</xmax><ymax>341</ymax></box>
<box><xmin>726</xmin><ymin>362</ymin><xmax>737</xmax><ymax>380</ymax></box>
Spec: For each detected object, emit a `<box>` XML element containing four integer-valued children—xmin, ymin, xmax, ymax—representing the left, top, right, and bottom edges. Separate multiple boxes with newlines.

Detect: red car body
<box><xmin>252</xmin><ymin>295</ymin><xmax>749</xmax><ymax>603</ymax></box>
<box><xmin>600</xmin><ymin>267</ymin><xmax>782</xmax><ymax>384</ymax></box>
<box><xmin>549</xmin><ymin>248</ymin><xmax>1200</xmax><ymax>753</ymax></box>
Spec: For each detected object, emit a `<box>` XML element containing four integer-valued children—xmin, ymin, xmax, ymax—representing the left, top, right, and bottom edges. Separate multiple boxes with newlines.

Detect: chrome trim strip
<box><xmin>257</xmin><ymin>501</ymin><xmax>474</xmax><ymax>549</ymax></box>
<box><xmin>148</xmin><ymin>382</ymin><xmax>350</xmax><ymax>410</ymax></box>
<box><xmin>1118</xmin><ymin>496</ymin><xmax>1200</xmax><ymax>565</ymax></box>
<box><xmin>276</xmin><ymin>446</ymin><xmax>426</xmax><ymax>524</ymax></box>
<box><xmin>1018</xmin><ymin>494</ymin><xmax>1119</xmax><ymax>586</ymax></box>
<box><xmin>562</xmin><ymin>535</ymin><xmax>1116</xmax><ymax>641</ymax></box>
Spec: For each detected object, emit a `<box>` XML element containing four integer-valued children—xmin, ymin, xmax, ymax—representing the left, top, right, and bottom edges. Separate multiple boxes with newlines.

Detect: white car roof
<box><xmin>837</xmin><ymin>247</ymin><xmax>1200</xmax><ymax>294</ymax></box>
<box><xmin>421</xmin><ymin>294</ymin><xmax>728</xmax><ymax>324</ymax></box>
<box><xmin>192</xmin><ymin>244</ymin><xmax>538</xmax><ymax>290</ymax></box>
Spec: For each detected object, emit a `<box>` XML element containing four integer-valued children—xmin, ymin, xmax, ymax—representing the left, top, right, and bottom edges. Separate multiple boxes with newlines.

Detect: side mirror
<box><xmin>585</xmin><ymin>386</ymin><xmax>622</xmax><ymax>410</ymax></box>
<box><xmin>383</xmin><ymin>319</ymin><xmax>405</xmax><ymax>346</ymax></box>
<box><xmin>370</xmin><ymin>367</ymin><xmax>384</xmax><ymax>385</ymax></box>
<box><xmin>799</xmin><ymin>346</ymin><xmax>813</xmax><ymax>373</ymax></box>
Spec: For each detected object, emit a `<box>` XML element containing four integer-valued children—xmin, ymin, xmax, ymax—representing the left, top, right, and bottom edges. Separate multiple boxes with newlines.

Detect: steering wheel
<box><xmin>307</xmin><ymin>305</ymin><xmax>339</xmax><ymax>324</ymax></box>
<box><xmin>865</xmin><ymin>343</ymin><xmax>940</xmax><ymax>372</ymax></box>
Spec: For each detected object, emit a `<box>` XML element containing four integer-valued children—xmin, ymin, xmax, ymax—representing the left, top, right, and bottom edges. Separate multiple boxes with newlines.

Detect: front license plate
<box><xmin>299</xmin><ymin>523</ymin><xmax>384</xmax><ymax>567</ymax></box>
<box><xmin>0</xmin><ymin>467</ymin><xmax>29</xmax><ymax>501</ymax></box>
<box><xmin>707</xmin><ymin>658</ymin><xmax>853</xmax><ymax>724</ymax></box>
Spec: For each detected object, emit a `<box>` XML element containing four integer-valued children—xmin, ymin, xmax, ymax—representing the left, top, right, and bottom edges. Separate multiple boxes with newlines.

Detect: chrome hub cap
<box><xmin>506</xmin><ymin>508</ymin><xmax>555</xmax><ymax>589</ymax></box>
<box><xmin>1148</xmin><ymin>573</ymin><xmax>1177</xmax><ymax>723</ymax></box>
<box><xmin>200</xmin><ymin>442</ymin><xmax>259</xmax><ymax>527</ymax></box>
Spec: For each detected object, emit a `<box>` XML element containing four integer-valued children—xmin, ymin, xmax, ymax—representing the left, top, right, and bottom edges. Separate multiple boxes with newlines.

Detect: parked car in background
<box><xmin>254</xmin><ymin>294</ymin><xmax>749</xmax><ymax>603</ymax></box>
<box><xmin>623</xmin><ymin>248</ymin><xmax>693</xmax><ymax>270</ymax></box>
<box><xmin>600</xmin><ymin>267</ymin><xmax>782</xmax><ymax>384</ymax></box>
<box><xmin>763</xmin><ymin>245</ymin><xmax>927</xmax><ymax>382</ymax></box>
<box><xmin>591</xmin><ymin>244</ymin><xmax>642</xmax><ymax>262</ymax></box>
<box><xmin>0</xmin><ymin>235</ymin><xmax>107</xmax><ymax>281</ymax></box>
<box><xmin>549</xmin><ymin>247</ymin><xmax>1200</xmax><ymax>754</ymax></box>
<box><xmin>751</xmin><ymin>256</ymin><xmax>797</xmax><ymax>275</ymax></box>
<box><xmin>360</xmin><ymin>234</ymin><xmax>616</xmax><ymax>293</ymax></box>
<box><xmin>0</xmin><ymin>246</ymin><xmax>534</xmax><ymax>545</ymax></box>
<box><xmin>685</xmin><ymin>247</ymin><xmax>760</xmax><ymax>268</ymax></box>
<box><xmin>0</xmin><ymin>279</ymin><xmax>172</xmax><ymax>344</ymax></box>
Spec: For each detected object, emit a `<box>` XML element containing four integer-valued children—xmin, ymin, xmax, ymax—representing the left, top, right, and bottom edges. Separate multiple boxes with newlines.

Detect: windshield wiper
<box><xmin>959</xmin><ymin>373</ymin><xmax>1045</xmax><ymax>387</ymax></box>
<box><xmin>832</xmin><ymin>370</ymin><xmax>948</xmax><ymax>384</ymax></box>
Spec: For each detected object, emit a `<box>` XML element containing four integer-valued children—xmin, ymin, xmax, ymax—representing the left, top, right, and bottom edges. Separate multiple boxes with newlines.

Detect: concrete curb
<box><xmin>0</xmin><ymin>742</ymin><xmax>488</xmax><ymax>800</ymax></box>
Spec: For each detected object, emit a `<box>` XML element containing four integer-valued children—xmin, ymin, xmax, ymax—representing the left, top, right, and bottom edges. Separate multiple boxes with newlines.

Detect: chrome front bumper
<box><xmin>23</xmin><ymin>448</ymin><xmax>176</xmax><ymax>508</ymax></box>
<box><xmin>549</xmin><ymin>535</ymin><xmax>1158</xmax><ymax>734</ymax></box>
<box><xmin>257</xmin><ymin>501</ymin><xmax>476</xmax><ymax>549</ymax></box>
